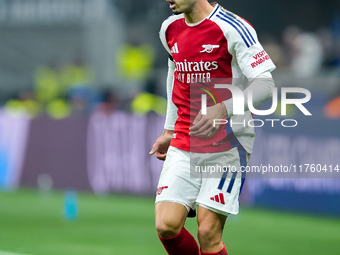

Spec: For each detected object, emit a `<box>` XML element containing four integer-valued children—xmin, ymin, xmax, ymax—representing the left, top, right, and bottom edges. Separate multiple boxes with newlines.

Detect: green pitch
<box><xmin>0</xmin><ymin>189</ymin><xmax>339</xmax><ymax>255</ymax></box>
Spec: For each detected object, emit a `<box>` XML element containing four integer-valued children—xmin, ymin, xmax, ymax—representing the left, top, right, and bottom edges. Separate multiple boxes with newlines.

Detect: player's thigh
<box><xmin>197</xmin><ymin>206</ymin><xmax>227</xmax><ymax>243</ymax></box>
<box><xmin>155</xmin><ymin>202</ymin><xmax>188</xmax><ymax>237</ymax></box>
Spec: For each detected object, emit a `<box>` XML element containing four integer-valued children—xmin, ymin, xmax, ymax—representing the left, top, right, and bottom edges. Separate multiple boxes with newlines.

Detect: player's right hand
<box><xmin>149</xmin><ymin>129</ymin><xmax>173</xmax><ymax>161</ymax></box>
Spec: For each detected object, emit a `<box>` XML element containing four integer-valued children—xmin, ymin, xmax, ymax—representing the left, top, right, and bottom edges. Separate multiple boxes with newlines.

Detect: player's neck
<box><xmin>184</xmin><ymin>1</ymin><xmax>214</xmax><ymax>24</ymax></box>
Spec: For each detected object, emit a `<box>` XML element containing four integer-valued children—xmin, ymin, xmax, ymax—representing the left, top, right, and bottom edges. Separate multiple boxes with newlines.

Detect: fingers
<box><xmin>189</xmin><ymin>114</ymin><xmax>214</xmax><ymax>135</ymax></box>
<box><xmin>155</xmin><ymin>152</ymin><xmax>167</xmax><ymax>161</ymax></box>
<box><xmin>190</xmin><ymin>114</ymin><xmax>221</xmax><ymax>137</ymax></box>
<box><xmin>149</xmin><ymin>146</ymin><xmax>166</xmax><ymax>160</ymax></box>
<box><xmin>149</xmin><ymin>147</ymin><xmax>156</xmax><ymax>155</ymax></box>
<box><xmin>149</xmin><ymin>140</ymin><xmax>167</xmax><ymax>160</ymax></box>
<box><xmin>193</xmin><ymin>111</ymin><xmax>202</xmax><ymax>125</ymax></box>
<box><xmin>190</xmin><ymin>121</ymin><xmax>211</xmax><ymax>135</ymax></box>
<box><xmin>149</xmin><ymin>146</ymin><xmax>166</xmax><ymax>161</ymax></box>
<box><xmin>189</xmin><ymin>112</ymin><xmax>205</xmax><ymax>134</ymax></box>
<box><xmin>149</xmin><ymin>143</ymin><xmax>158</xmax><ymax>155</ymax></box>
<box><xmin>198</xmin><ymin>127</ymin><xmax>218</xmax><ymax>137</ymax></box>
<box><xmin>198</xmin><ymin>128</ymin><xmax>213</xmax><ymax>137</ymax></box>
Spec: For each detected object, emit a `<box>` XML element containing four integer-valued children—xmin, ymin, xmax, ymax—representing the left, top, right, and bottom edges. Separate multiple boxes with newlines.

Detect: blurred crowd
<box><xmin>2</xmin><ymin>51</ymin><xmax>167</xmax><ymax>119</ymax></box>
<box><xmin>263</xmin><ymin>25</ymin><xmax>340</xmax><ymax>77</ymax></box>
<box><xmin>1</xmin><ymin>0</ymin><xmax>340</xmax><ymax>120</ymax></box>
<box><xmin>3</xmin><ymin>23</ymin><xmax>340</xmax><ymax>120</ymax></box>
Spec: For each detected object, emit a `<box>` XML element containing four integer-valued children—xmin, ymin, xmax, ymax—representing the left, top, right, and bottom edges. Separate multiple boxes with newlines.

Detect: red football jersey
<box><xmin>160</xmin><ymin>4</ymin><xmax>275</xmax><ymax>153</ymax></box>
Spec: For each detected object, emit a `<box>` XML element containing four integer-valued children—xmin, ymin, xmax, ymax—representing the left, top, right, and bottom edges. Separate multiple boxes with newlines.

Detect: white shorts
<box><xmin>155</xmin><ymin>146</ymin><xmax>250</xmax><ymax>216</ymax></box>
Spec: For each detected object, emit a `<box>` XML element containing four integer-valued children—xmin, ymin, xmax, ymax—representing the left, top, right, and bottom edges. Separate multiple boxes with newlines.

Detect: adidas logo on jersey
<box><xmin>171</xmin><ymin>42</ymin><xmax>179</xmax><ymax>54</ymax></box>
<box><xmin>210</xmin><ymin>193</ymin><xmax>225</xmax><ymax>205</ymax></box>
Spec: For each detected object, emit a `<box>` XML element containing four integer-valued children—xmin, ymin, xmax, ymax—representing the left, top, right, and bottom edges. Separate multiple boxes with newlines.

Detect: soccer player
<box><xmin>149</xmin><ymin>1</ymin><xmax>276</xmax><ymax>254</ymax></box>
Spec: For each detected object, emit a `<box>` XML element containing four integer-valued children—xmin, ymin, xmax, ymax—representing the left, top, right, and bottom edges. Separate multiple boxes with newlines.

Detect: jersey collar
<box><xmin>185</xmin><ymin>4</ymin><xmax>220</xmax><ymax>27</ymax></box>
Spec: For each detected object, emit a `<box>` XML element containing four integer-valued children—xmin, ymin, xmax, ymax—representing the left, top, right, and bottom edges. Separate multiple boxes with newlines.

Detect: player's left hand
<box><xmin>189</xmin><ymin>103</ymin><xmax>227</xmax><ymax>137</ymax></box>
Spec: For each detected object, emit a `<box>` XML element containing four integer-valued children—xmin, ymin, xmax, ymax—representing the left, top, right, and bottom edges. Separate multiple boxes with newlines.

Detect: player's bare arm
<box><xmin>149</xmin><ymin>129</ymin><xmax>173</xmax><ymax>161</ymax></box>
<box><xmin>189</xmin><ymin>103</ymin><xmax>227</xmax><ymax>137</ymax></box>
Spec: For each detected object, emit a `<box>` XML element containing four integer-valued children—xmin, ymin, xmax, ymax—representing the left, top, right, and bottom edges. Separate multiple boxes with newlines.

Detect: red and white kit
<box><xmin>161</xmin><ymin>3</ymin><xmax>276</xmax><ymax>154</ymax></box>
<box><xmin>156</xmin><ymin>4</ymin><xmax>276</xmax><ymax>215</ymax></box>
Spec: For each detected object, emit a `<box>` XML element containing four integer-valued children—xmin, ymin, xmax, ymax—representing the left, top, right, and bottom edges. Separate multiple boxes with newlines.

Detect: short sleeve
<box><xmin>231</xmin><ymin>20</ymin><xmax>276</xmax><ymax>78</ymax></box>
<box><xmin>159</xmin><ymin>20</ymin><xmax>172</xmax><ymax>55</ymax></box>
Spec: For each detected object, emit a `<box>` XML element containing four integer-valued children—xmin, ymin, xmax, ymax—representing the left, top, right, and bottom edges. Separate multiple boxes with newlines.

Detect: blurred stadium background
<box><xmin>0</xmin><ymin>0</ymin><xmax>340</xmax><ymax>254</ymax></box>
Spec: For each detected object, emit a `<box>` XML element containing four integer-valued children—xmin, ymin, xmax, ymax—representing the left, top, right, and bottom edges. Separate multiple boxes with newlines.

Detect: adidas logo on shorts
<box><xmin>210</xmin><ymin>193</ymin><xmax>225</xmax><ymax>205</ymax></box>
